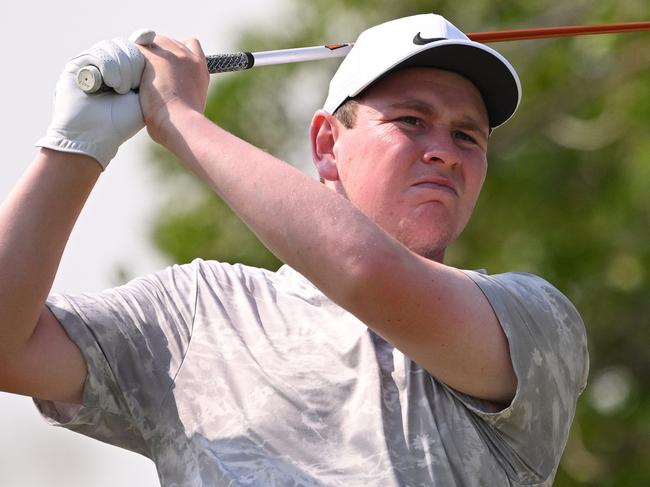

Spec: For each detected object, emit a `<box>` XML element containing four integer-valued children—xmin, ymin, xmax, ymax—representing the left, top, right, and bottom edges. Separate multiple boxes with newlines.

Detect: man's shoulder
<box><xmin>461</xmin><ymin>268</ymin><xmax>587</xmax><ymax>357</ymax></box>
<box><xmin>463</xmin><ymin>268</ymin><xmax>554</xmax><ymax>287</ymax></box>
<box><xmin>462</xmin><ymin>269</ymin><xmax>577</xmax><ymax>311</ymax></box>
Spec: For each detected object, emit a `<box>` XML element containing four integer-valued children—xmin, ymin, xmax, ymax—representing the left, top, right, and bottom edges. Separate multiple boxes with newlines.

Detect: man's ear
<box><xmin>310</xmin><ymin>110</ymin><xmax>341</xmax><ymax>182</ymax></box>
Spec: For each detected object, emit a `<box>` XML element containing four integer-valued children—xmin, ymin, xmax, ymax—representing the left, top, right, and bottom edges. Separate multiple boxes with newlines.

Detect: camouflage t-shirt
<box><xmin>35</xmin><ymin>259</ymin><xmax>588</xmax><ymax>486</ymax></box>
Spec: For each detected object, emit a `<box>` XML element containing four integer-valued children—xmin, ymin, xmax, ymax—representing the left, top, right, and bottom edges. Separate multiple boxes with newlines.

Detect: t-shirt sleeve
<box><xmin>452</xmin><ymin>270</ymin><xmax>589</xmax><ymax>483</ymax></box>
<box><xmin>33</xmin><ymin>261</ymin><xmax>199</xmax><ymax>457</ymax></box>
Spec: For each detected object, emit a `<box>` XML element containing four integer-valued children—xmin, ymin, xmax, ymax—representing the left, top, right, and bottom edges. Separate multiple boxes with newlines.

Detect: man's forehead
<box><xmin>359</xmin><ymin>68</ymin><xmax>489</xmax><ymax>125</ymax></box>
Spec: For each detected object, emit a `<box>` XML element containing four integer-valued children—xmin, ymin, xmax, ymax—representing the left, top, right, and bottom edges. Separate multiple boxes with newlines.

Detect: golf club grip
<box><xmin>206</xmin><ymin>52</ymin><xmax>255</xmax><ymax>73</ymax></box>
<box><xmin>77</xmin><ymin>52</ymin><xmax>257</xmax><ymax>94</ymax></box>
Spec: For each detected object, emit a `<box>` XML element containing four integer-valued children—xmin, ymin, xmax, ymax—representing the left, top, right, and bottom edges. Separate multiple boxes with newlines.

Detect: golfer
<box><xmin>0</xmin><ymin>13</ymin><xmax>588</xmax><ymax>486</ymax></box>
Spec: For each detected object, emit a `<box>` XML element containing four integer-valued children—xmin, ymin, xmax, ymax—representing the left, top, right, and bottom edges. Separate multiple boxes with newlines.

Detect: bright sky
<box><xmin>1</xmin><ymin>1</ymin><xmax>280</xmax><ymax>485</ymax></box>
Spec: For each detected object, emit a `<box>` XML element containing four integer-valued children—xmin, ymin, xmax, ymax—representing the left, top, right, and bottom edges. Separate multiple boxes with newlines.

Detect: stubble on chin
<box><xmin>393</xmin><ymin>217</ymin><xmax>454</xmax><ymax>264</ymax></box>
<box><xmin>404</xmin><ymin>236</ymin><xmax>448</xmax><ymax>263</ymax></box>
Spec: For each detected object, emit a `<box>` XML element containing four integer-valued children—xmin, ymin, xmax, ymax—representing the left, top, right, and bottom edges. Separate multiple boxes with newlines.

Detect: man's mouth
<box><xmin>412</xmin><ymin>177</ymin><xmax>457</xmax><ymax>195</ymax></box>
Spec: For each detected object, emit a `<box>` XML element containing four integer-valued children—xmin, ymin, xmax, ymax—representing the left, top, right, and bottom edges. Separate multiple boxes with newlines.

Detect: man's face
<box><xmin>327</xmin><ymin>67</ymin><xmax>489</xmax><ymax>261</ymax></box>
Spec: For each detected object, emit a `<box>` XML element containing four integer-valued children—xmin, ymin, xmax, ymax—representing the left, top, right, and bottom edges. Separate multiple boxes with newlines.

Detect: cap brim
<box><xmin>392</xmin><ymin>42</ymin><xmax>520</xmax><ymax>128</ymax></box>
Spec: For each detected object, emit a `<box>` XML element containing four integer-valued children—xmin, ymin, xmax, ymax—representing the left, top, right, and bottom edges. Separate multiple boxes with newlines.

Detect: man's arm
<box><xmin>140</xmin><ymin>37</ymin><xmax>517</xmax><ymax>404</ymax></box>
<box><xmin>0</xmin><ymin>150</ymin><xmax>99</xmax><ymax>403</ymax></box>
<box><xmin>0</xmin><ymin>33</ymin><xmax>150</xmax><ymax>404</ymax></box>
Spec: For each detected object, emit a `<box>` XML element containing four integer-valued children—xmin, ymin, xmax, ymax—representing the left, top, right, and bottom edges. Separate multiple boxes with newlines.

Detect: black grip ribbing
<box><xmin>206</xmin><ymin>52</ymin><xmax>254</xmax><ymax>73</ymax></box>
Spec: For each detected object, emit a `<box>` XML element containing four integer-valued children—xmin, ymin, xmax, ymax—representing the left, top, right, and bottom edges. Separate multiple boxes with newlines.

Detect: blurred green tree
<box><xmin>148</xmin><ymin>0</ymin><xmax>650</xmax><ymax>484</ymax></box>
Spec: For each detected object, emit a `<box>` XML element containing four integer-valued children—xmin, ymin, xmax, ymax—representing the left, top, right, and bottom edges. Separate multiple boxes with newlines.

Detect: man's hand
<box><xmin>137</xmin><ymin>36</ymin><xmax>210</xmax><ymax>147</ymax></box>
<box><xmin>36</xmin><ymin>31</ymin><xmax>153</xmax><ymax>169</ymax></box>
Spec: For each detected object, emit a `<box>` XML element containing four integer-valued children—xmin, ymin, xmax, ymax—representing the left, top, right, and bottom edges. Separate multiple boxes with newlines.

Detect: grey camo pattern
<box><xmin>35</xmin><ymin>260</ymin><xmax>588</xmax><ymax>486</ymax></box>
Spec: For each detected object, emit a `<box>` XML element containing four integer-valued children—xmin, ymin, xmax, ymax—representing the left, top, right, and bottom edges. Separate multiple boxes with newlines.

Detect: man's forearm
<box><xmin>0</xmin><ymin>150</ymin><xmax>100</xmax><ymax>357</ymax></box>
<box><xmin>157</xmin><ymin>108</ymin><xmax>402</xmax><ymax>303</ymax></box>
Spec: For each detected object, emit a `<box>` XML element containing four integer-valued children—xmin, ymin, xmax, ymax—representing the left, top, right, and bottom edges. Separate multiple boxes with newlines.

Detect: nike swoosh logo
<box><xmin>413</xmin><ymin>33</ymin><xmax>445</xmax><ymax>45</ymax></box>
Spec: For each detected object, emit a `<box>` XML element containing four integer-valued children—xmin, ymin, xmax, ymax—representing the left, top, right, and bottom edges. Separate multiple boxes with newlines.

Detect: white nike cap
<box><xmin>323</xmin><ymin>13</ymin><xmax>522</xmax><ymax>129</ymax></box>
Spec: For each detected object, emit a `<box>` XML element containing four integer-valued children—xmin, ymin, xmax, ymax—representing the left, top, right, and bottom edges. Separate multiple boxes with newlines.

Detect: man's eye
<box><xmin>397</xmin><ymin>116</ymin><xmax>422</xmax><ymax>126</ymax></box>
<box><xmin>454</xmin><ymin>131</ymin><xmax>476</xmax><ymax>143</ymax></box>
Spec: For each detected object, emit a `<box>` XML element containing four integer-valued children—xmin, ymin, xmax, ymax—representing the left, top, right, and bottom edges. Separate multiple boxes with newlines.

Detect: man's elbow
<box><xmin>334</xmin><ymin>241</ymin><xmax>411</xmax><ymax>307</ymax></box>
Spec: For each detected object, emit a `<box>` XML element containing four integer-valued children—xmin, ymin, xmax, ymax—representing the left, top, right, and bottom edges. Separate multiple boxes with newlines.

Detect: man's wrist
<box><xmin>147</xmin><ymin>101</ymin><xmax>207</xmax><ymax>156</ymax></box>
<box><xmin>38</xmin><ymin>148</ymin><xmax>104</xmax><ymax>175</ymax></box>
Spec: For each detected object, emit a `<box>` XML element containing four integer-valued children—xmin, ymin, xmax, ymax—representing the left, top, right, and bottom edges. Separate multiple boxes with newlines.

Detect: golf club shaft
<box><xmin>210</xmin><ymin>21</ymin><xmax>650</xmax><ymax>73</ymax></box>
<box><xmin>469</xmin><ymin>20</ymin><xmax>650</xmax><ymax>42</ymax></box>
<box><xmin>77</xmin><ymin>20</ymin><xmax>650</xmax><ymax>93</ymax></box>
<box><xmin>204</xmin><ymin>43</ymin><xmax>353</xmax><ymax>74</ymax></box>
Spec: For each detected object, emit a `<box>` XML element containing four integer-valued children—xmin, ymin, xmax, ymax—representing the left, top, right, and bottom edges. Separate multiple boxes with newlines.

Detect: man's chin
<box><xmin>388</xmin><ymin>213</ymin><xmax>460</xmax><ymax>261</ymax></box>
<box><xmin>402</xmin><ymin>234</ymin><xmax>453</xmax><ymax>263</ymax></box>
<box><xmin>419</xmin><ymin>247</ymin><xmax>447</xmax><ymax>263</ymax></box>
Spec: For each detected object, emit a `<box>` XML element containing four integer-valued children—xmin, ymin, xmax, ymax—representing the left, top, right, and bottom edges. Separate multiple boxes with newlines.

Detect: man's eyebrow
<box><xmin>455</xmin><ymin>119</ymin><xmax>490</xmax><ymax>141</ymax></box>
<box><xmin>384</xmin><ymin>100</ymin><xmax>435</xmax><ymax>115</ymax></box>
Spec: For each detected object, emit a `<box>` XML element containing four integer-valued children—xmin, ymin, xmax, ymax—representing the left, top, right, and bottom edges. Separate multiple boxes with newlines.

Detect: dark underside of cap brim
<box><xmin>394</xmin><ymin>44</ymin><xmax>519</xmax><ymax>128</ymax></box>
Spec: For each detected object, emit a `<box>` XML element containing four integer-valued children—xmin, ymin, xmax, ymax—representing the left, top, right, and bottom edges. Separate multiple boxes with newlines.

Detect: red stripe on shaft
<box><xmin>468</xmin><ymin>21</ymin><xmax>650</xmax><ymax>43</ymax></box>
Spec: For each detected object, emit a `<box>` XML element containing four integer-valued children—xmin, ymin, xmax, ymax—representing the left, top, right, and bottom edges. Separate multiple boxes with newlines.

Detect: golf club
<box><xmin>76</xmin><ymin>20</ymin><xmax>650</xmax><ymax>94</ymax></box>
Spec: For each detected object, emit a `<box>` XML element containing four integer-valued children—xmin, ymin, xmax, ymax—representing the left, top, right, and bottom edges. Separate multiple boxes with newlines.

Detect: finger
<box><xmin>147</xmin><ymin>35</ymin><xmax>179</xmax><ymax>51</ymax></box>
<box><xmin>151</xmin><ymin>35</ymin><xmax>198</xmax><ymax>57</ymax></box>
<box><xmin>183</xmin><ymin>38</ymin><xmax>205</xmax><ymax>58</ymax></box>
<box><xmin>71</xmin><ymin>39</ymin><xmax>129</xmax><ymax>94</ymax></box>
<box><xmin>113</xmin><ymin>38</ymin><xmax>145</xmax><ymax>92</ymax></box>
<box><xmin>129</xmin><ymin>28</ymin><xmax>156</xmax><ymax>46</ymax></box>
<box><xmin>96</xmin><ymin>38</ymin><xmax>141</xmax><ymax>94</ymax></box>
<box><xmin>105</xmin><ymin>40</ymin><xmax>130</xmax><ymax>94</ymax></box>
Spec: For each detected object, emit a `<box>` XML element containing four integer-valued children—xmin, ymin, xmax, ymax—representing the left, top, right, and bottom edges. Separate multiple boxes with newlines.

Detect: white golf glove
<box><xmin>37</xmin><ymin>29</ymin><xmax>155</xmax><ymax>169</ymax></box>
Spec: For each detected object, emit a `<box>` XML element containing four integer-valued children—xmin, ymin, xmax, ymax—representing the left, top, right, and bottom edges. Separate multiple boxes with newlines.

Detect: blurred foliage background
<box><xmin>148</xmin><ymin>0</ymin><xmax>650</xmax><ymax>484</ymax></box>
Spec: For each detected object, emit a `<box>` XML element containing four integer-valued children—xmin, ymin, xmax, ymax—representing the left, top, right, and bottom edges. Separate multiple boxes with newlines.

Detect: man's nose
<box><xmin>421</xmin><ymin>133</ymin><xmax>460</xmax><ymax>168</ymax></box>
